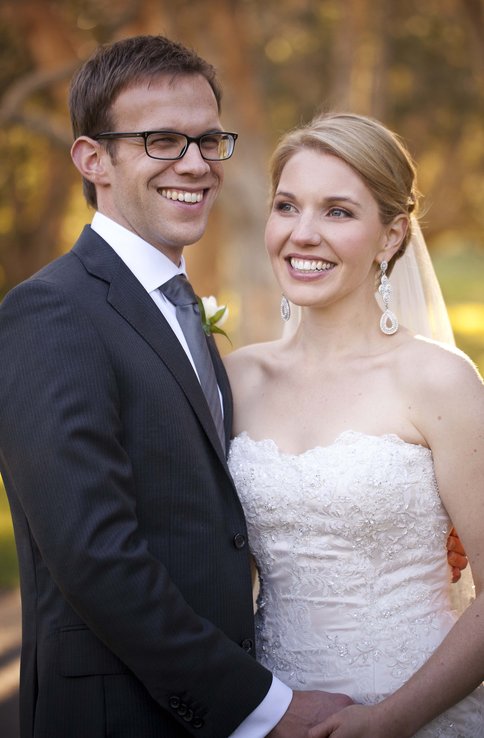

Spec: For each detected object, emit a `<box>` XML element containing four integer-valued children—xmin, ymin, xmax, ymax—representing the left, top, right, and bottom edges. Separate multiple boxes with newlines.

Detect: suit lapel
<box><xmin>73</xmin><ymin>228</ymin><xmax>230</xmax><ymax>468</ymax></box>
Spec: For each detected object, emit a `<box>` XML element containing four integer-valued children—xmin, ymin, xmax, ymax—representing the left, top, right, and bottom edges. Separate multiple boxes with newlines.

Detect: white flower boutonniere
<box><xmin>198</xmin><ymin>296</ymin><xmax>231</xmax><ymax>343</ymax></box>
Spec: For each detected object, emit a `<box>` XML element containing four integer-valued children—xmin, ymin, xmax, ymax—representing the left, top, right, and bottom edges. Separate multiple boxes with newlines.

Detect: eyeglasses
<box><xmin>93</xmin><ymin>130</ymin><xmax>238</xmax><ymax>161</ymax></box>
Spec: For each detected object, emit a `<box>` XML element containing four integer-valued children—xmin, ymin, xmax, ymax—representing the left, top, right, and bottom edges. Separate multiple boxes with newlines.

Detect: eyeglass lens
<box><xmin>146</xmin><ymin>132</ymin><xmax>234</xmax><ymax>160</ymax></box>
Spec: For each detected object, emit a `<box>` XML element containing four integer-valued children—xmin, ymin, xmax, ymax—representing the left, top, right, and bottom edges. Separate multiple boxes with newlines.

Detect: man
<box><xmin>0</xmin><ymin>35</ymin><xmax>352</xmax><ymax>737</ymax></box>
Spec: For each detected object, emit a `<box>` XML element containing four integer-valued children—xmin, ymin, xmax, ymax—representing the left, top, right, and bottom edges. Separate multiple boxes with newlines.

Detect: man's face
<box><xmin>95</xmin><ymin>74</ymin><xmax>225</xmax><ymax>264</ymax></box>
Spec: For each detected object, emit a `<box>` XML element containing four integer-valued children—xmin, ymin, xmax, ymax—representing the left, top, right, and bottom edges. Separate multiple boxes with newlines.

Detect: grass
<box><xmin>0</xmin><ymin>476</ymin><xmax>19</xmax><ymax>590</ymax></box>
<box><xmin>434</xmin><ymin>245</ymin><xmax>484</xmax><ymax>376</ymax></box>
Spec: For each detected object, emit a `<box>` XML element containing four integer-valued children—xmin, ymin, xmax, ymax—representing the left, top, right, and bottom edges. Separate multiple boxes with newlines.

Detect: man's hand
<box><xmin>267</xmin><ymin>690</ymin><xmax>353</xmax><ymax>738</ymax></box>
<box><xmin>447</xmin><ymin>527</ymin><xmax>468</xmax><ymax>583</ymax></box>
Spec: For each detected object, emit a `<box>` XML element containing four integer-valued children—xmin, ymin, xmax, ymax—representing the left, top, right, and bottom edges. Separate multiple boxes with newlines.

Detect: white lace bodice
<box><xmin>228</xmin><ymin>431</ymin><xmax>484</xmax><ymax>738</ymax></box>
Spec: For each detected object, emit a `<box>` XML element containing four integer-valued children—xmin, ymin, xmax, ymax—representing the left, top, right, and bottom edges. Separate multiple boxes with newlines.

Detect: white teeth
<box><xmin>161</xmin><ymin>189</ymin><xmax>203</xmax><ymax>203</ymax></box>
<box><xmin>290</xmin><ymin>257</ymin><xmax>334</xmax><ymax>272</ymax></box>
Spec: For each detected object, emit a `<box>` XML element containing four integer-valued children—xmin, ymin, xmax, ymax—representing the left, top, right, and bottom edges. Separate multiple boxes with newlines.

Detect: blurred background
<box><xmin>1</xmin><ymin>0</ymin><xmax>483</xmax><ymax>733</ymax></box>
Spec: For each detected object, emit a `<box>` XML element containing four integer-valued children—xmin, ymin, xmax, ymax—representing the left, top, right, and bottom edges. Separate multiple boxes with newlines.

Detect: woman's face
<box><xmin>265</xmin><ymin>148</ymin><xmax>398</xmax><ymax>310</ymax></box>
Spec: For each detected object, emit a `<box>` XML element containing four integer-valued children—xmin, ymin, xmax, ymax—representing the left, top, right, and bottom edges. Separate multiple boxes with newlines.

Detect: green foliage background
<box><xmin>0</xmin><ymin>477</ymin><xmax>18</xmax><ymax>589</ymax></box>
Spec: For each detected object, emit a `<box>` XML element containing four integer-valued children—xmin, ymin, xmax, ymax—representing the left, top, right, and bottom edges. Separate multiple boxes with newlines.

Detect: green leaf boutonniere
<box><xmin>198</xmin><ymin>296</ymin><xmax>231</xmax><ymax>343</ymax></box>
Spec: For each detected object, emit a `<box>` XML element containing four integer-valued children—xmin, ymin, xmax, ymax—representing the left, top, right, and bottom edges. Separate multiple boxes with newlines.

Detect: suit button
<box><xmin>169</xmin><ymin>696</ymin><xmax>180</xmax><ymax>709</ymax></box>
<box><xmin>241</xmin><ymin>638</ymin><xmax>253</xmax><ymax>652</ymax></box>
<box><xmin>183</xmin><ymin>708</ymin><xmax>194</xmax><ymax>722</ymax></box>
<box><xmin>177</xmin><ymin>702</ymin><xmax>188</xmax><ymax>716</ymax></box>
<box><xmin>233</xmin><ymin>533</ymin><xmax>246</xmax><ymax>549</ymax></box>
<box><xmin>193</xmin><ymin>717</ymin><xmax>204</xmax><ymax>729</ymax></box>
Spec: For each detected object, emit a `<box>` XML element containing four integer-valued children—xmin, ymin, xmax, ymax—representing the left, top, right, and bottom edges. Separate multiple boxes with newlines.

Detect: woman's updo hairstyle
<box><xmin>269</xmin><ymin>113</ymin><xmax>420</xmax><ymax>273</ymax></box>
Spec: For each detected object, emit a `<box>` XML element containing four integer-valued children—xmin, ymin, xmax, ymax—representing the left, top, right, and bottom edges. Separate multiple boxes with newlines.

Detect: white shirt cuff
<box><xmin>229</xmin><ymin>677</ymin><xmax>292</xmax><ymax>737</ymax></box>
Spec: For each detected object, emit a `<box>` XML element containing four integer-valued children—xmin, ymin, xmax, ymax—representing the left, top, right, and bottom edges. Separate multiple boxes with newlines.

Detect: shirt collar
<box><xmin>91</xmin><ymin>211</ymin><xmax>187</xmax><ymax>292</ymax></box>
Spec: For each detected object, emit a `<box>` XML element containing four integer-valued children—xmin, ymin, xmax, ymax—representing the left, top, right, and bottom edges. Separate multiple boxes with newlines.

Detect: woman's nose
<box><xmin>291</xmin><ymin>216</ymin><xmax>322</xmax><ymax>246</ymax></box>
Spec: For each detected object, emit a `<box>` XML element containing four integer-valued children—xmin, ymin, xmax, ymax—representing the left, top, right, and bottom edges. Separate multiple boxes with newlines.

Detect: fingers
<box><xmin>447</xmin><ymin>528</ymin><xmax>466</xmax><ymax>556</ymax></box>
<box><xmin>308</xmin><ymin>723</ymin><xmax>333</xmax><ymax>738</ymax></box>
<box><xmin>447</xmin><ymin>528</ymin><xmax>468</xmax><ymax>583</ymax></box>
<box><xmin>451</xmin><ymin>566</ymin><xmax>461</xmax><ymax>584</ymax></box>
<box><xmin>448</xmin><ymin>550</ymin><xmax>468</xmax><ymax>569</ymax></box>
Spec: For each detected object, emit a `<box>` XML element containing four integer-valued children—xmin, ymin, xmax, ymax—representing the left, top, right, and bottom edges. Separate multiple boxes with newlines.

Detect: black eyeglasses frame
<box><xmin>93</xmin><ymin>130</ymin><xmax>238</xmax><ymax>161</ymax></box>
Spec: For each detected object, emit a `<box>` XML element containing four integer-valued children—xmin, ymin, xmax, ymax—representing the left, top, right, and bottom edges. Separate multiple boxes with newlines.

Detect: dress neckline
<box><xmin>230</xmin><ymin>429</ymin><xmax>431</xmax><ymax>459</ymax></box>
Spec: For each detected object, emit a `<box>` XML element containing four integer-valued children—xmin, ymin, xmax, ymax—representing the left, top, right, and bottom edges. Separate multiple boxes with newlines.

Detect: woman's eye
<box><xmin>275</xmin><ymin>201</ymin><xmax>295</xmax><ymax>213</ymax></box>
<box><xmin>328</xmin><ymin>207</ymin><xmax>351</xmax><ymax>218</ymax></box>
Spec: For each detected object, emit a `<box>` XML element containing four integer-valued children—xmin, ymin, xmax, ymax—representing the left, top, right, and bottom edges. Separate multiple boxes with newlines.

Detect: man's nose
<box><xmin>174</xmin><ymin>141</ymin><xmax>211</xmax><ymax>174</ymax></box>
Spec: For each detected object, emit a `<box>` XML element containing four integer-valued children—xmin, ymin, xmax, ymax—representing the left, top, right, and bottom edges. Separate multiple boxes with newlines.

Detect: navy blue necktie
<box><xmin>161</xmin><ymin>275</ymin><xmax>225</xmax><ymax>451</ymax></box>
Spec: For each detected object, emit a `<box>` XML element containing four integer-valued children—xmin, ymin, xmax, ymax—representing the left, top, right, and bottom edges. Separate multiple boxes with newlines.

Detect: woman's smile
<box><xmin>288</xmin><ymin>256</ymin><xmax>336</xmax><ymax>275</ymax></box>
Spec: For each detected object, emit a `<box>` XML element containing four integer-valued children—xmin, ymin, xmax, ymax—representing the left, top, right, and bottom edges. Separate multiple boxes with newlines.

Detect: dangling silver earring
<box><xmin>378</xmin><ymin>260</ymin><xmax>398</xmax><ymax>335</ymax></box>
<box><xmin>280</xmin><ymin>294</ymin><xmax>291</xmax><ymax>322</ymax></box>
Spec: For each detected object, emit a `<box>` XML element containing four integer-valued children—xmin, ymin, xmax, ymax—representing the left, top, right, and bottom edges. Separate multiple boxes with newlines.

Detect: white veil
<box><xmin>384</xmin><ymin>217</ymin><xmax>455</xmax><ymax>345</ymax></box>
<box><xmin>282</xmin><ymin>217</ymin><xmax>474</xmax><ymax>612</ymax></box>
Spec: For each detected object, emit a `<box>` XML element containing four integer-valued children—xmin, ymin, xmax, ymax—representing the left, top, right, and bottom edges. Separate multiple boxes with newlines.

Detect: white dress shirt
<box><xmin>90</xmin><ymin>212</ymin><xmax>292</xmax><ymax>737</ymax></box>
<box><xmin>91</xmin><ymin>212</ymin><xmax>197</xmax><ymax>372</ymax></box>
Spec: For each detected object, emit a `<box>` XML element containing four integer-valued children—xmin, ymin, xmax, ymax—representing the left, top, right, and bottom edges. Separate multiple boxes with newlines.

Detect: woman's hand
<box><xmin>308</xmin><ymin>703</ymin><xmax>407</xmax><ymax>738</ymax></box>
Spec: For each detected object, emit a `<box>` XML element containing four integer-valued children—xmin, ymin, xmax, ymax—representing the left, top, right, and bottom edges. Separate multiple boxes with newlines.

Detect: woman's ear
<box><xmin>71</xmin><ymin>136</ymin><xmax>111</xmax><ymax>187</ymax></box>
<box><xmin>376</xmin><ymin>214</ymin><xmax>409</xmax><ymax>264</ymax></box>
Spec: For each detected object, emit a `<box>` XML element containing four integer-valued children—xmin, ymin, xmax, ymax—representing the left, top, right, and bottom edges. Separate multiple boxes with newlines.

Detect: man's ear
<box><xmin>71</xmin><ymin>136</ymin><xmax>111</xmax><ymax>187</ymax></box>
<box><xmin>376</xmin><ymin>214</ymin><xmax>409</xmax><ymax>265</ymax></box>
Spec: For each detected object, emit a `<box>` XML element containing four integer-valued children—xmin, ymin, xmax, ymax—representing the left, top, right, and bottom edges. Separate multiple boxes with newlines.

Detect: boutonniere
<box><xmin>198</xmin><ymin>296</ymin><xmax>231</xmax><ymax>343</ymax></box>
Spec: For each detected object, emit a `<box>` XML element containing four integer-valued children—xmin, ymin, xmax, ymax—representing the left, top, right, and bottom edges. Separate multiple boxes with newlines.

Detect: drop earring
<box><xmin>280</xmin><ymin>294</ymin><xmax>291</xmax><ymax>322</ymax></box>
<box><xmin>378</xmin><ymin>260</ymin><xmax>398</xmax><ymax>335</ymax></box>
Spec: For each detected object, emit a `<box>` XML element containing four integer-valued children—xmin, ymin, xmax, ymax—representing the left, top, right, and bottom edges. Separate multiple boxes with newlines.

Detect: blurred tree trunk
<box><xmin>0</xmin><ymin>0</ymin><xmax>77</xmax><ymax>291</ymax></box>
<box><xmin>162</xmin><ymin>0</ymin><xmax>276</xmax><ymax>346</ymax></box>
<box><xmin>329</xmin><ymin>0</ymin><xmax>389</xmax><ymax>117</ymax></box>
<box><xmin>462</xmin><ymin>0</ymin><xmax>484</xmax><ymax>75</ymax></box>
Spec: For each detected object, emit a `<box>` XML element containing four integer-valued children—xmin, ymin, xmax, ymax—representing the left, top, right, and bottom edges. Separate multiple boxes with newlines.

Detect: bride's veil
<box><xmin>282</xmin><ymin>217</ymin><xmax>475</xmax><ymax>613</ymax></box>
<box><xmin>387</xmin><ymin>217</ymin><xmax>455</xmax><ymax>344</ymax></box>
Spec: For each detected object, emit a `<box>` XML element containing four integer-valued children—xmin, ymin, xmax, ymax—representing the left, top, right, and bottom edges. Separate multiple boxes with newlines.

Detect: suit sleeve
<box><xmin>0</xmin><ymin>278</ymin><xmax>272</xmax><ymax>736</ymax></box>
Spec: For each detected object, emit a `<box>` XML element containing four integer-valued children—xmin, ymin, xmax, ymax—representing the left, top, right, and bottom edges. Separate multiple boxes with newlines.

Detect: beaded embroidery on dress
<box><xmin>228</xmin><ymin>431</ymin><xmax>484</xmax><ymax>738</ymax></box>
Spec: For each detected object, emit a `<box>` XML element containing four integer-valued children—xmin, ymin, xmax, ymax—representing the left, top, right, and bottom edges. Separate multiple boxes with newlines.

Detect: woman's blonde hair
<box><xmin>269</xmin><ymin>113</ymin><xmax>420</xmax><ymax>270</ymax></box>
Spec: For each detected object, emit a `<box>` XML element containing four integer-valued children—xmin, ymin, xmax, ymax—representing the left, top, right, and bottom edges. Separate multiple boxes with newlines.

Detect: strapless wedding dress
<box><xmin>228</xmin><ymin>431</ymin><xmax>484</xmax><ymax>737</ymax></box>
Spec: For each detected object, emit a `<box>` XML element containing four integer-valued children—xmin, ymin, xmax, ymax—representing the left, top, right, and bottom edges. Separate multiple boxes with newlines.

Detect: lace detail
<box><xmin>229</xmin><ymin>431</ymin><xmax>484</xmax><ymax>737</ymax></box>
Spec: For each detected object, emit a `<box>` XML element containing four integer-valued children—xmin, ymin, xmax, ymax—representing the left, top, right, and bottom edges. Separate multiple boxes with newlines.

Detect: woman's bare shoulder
<box><xmin>224</xmin><ymin>339</ymin><xmax>284</xmax><ymax>378</ymax></box>
<box><xmin>397</xmin><ymin>335</ymin><xmax>483</xmax><ymax>399</ymax></box>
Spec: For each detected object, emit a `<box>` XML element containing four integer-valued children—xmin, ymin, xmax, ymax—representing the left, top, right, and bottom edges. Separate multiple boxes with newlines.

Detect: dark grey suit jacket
<box><xmin>0</xmin><ymin>226</ymin><xmax>272</xmax><ymax>738</ymax></box>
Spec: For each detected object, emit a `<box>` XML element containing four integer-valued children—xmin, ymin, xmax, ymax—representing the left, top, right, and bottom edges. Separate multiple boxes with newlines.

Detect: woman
<box><xmin>225</xmin><ymin>113</ymin><xmax>484</xmax><ymax>737</ymax></box>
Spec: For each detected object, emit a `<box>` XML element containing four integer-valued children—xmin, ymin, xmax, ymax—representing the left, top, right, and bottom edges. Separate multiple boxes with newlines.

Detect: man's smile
<box><xmin>160</xmin><ymin>188</ymin><xmax>204</xmax><ymax>203</ymax></box>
